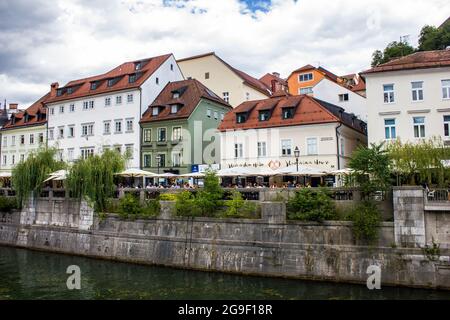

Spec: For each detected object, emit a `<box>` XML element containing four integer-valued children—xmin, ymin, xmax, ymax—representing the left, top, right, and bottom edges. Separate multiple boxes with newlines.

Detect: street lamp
<box><xmin>294</xmin><ymin>146</ymin><xmax>300</xmax><ymax>172</ymax></box>
<box><xmin>156</xmin><ymin>155</ymin><xmax>161</xmax><ymax>174</ymax></box>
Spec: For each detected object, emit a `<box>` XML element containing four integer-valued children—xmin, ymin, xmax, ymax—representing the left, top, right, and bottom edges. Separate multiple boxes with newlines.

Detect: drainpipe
<box><xmin>335</xmin><ymin>123</ymin><xmax>343</xmax><ymax>170</ymax></box>
<box><xmin>139</xmin><ymin>88</ymin><xmax>142</xmax><ymax>170</ymax></box>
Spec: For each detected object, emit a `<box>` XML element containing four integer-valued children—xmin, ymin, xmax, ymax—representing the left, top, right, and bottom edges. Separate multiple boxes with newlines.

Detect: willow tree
<box><xmin>12</xmin><ymin>148</ymin><xmax>66</xmax><ymax>205</ymax></box>
<box><xmin>65</xmin><ymin>149</ymin><xmax>125</xmax><ymax>212</ymax></box>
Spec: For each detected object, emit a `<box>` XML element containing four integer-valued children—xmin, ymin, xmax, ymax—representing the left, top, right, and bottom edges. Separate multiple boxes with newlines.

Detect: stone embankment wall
<box><xmin>0</xmin><ymin>187</ymin><xmax>449</xmax><ymax>290</ymax></box>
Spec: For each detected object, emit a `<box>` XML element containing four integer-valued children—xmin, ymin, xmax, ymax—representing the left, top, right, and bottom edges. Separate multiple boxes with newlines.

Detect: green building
<box><xmin>140</xmin><ymin>79</ymin><xmax>231</xmax><ymax>174</ymax></box>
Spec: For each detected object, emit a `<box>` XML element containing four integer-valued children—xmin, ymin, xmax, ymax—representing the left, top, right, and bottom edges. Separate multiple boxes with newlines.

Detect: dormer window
<box><xmin>67</xmin><ymin>87</ymin><xmax>73</xmax><ymax>94</ymax></box>
<box><xmin>24</xmin><ymin>114</ymin><xmax>29</xmax><ymax>123</ymax></box>
<box><xmin>135</xmin><ymin>62</ymin><xmax>142</xmax><ymax>71</ymax></box>
<box><xmin>90</xmin><ymin>82</ymin><xmax>97</xmax><ymax>90</ymax></box>
<box><xmin>173</xmin><ymin>92</ymin><xmax>180</xmax><ymax>99</ymax></box>
<box><xmin>107</xmin><ymin>79</ymin><xmax>114</xmax><ymax>87</ymax></box>
<box><xmin>129</xmin><ymin>74</ymin><xmax>136</xmax><ymax>83</ymax></box>
<box><xmin>171</xmin><ymin>105</ymin><xmax>179</xmax><ymax>114</ymax></box>
<box><xmin>259</xmin><ymin>110</ymin><xmax>270</xmax><ymax>121</ymax></box>
<box><xmin>236</xmin><ymin>113</ymin><xmax>247</xmax><ymax>124</ymax></box>
<box><xmin>11</xmin><ymin>115</ymin><xmax>15</xmax><ymax>125</ymax></box>
<box><xmin>282</xmin><ymin>107</ymin><xmax>295</xmax><ymax>119</ymax></box>
<box><xmin>152</xmin><ymin>107</ymin><xmax>159</xmax><ymax>116</ymax></box>
<box><xmin>56</xmin><ymin>88</ymin><xmax>64</xmax><ymax>96</ymax></box>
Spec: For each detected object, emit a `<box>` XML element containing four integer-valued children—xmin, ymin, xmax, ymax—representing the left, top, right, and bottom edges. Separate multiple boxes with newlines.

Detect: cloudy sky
<box><xmin>0</xmin><ymin>0</ymin><xmax>448</xmax><ymax>107</ymax></box>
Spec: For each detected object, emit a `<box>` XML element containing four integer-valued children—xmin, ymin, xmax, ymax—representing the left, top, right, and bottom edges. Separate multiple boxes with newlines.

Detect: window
<box><xmin>83</xmin><ymin>101</ymin><xmax>89</xmax><ymax>110</ymax></box>
<box><xmin>20</xmin><ymin>135</ymin><xmax>25</xmax><ymax>145</ymax></box>
<box><xmin>143</xmin><ymin>129</ymin><xmax>152</xmax><ymax>142</ymax></box>
<box><xmin>20</xmin><ymin>154</ymin><xmax>24</xmax><ymax>162</ymax></box>
<box><xmin>442</xmin><ymin>80</ymin><xmax>450</xmax><ymax>99</ymax></box>
<box><xmin>156</xmin><ymin>77</ymin><xmax>159</xmax><ymax>85</ymax></box>
<box><xmin>338</xmin><ymin>93</ymin><xmax>349</xmax><ymax>102</ymax></box>
<box><xmin>107</xmin><ymin>79</ymin><xmax>114</xmax><ymax>87</ymax></box>
<box><xmin>444</xmin><ymin>116</ymin><xmax>450</xmax><ymax>137</ymax></box>
<box><xmin>58</xmin><ymin>127</ymin><xmax>64</xmax><ymax>139</ymax></box>
<box><xmin>384</xmin><ymin>119</ymin><xmax>396</xmax><ymax>140</ymax></box>
<box><xmin>2</xmin><ymin>136</ymin><xmax>6</xmax><ymax>147</ymax></box>
<box><xmin>205</xmin><ymin>72</ymin><xmax>210</xmax><ymax>79</ymax></box>
<box><xmin>114</xmin><ymin>145</ymin><xmax>122</xmax><ymax>153</ymax></box>
<box><xmin>135</xmin><ymin>62</ymin><xmax>141</xmax><ymax>70</ymax></box>
<box><xmin>90</xmin><ymin>82</ymin><xmax>97</xmax><ymax>90</ymax></box>
<box><xmin>129</xmin><ymin>74</ymin><xmax>136</xmax><ymax>83</ymax></box>
<box><xmin>67</xmin><ymin>87</ymin><xmax>73</xmax><ymax>94</ymax></box>
<box><xmin>49</xmin><ymin>129</ymin><xmax>54</xmax><ymax>140</ymax></box>
<box><xmin>340</xmin><ymin>138</ymin><xmax>345</xmax><ymax>156</ymax></box>
<box><xmin>173</xmin><ymin>92</ymin><xmax>180</xmax><ymax>99</ymax></box>
<box><xmin>68</xmin><ymin>149</ymin><xmax>74</xmax><ymax>162</ymax></box>
<box><xmin>172</xmin><ymin>152</ymin><xmax>182</xmax><ymax>167</ymax></box>
<box><xmin>234</xmin><ymin>143</ymin><xmax>243</xmax><ymax>158</ymax></box>
<box><xmin>59</xmin><ymin>105</ymin><xmax>64</xmax><ymax>113</ymax></box>
<box><xmin>39</xmin><ymin>133</ymin><xmax>43</xmax><ymax>144</ymax></box>
<box><xmin>223</xmin><ymin>92</ymin><xmax>229</xmax><ymax>103</ymax></box>
<box><xmin>299</xmin><ymin>87</ymin><xmax>313</xmax><ymax>95</ymax></box>
<box><xmin>245</xmin><ymin>92</ymin><xmax>250</xmax><ymax>101</ymax></box>
<box><xmin>171</xmin><ymin>105</ymin><xmax>178</xmax><ymax>114</ymax></box>
<box><xmin>127</xmin><ymin>94</ymin><xmax>133</xmax><ymax>103</ymax></box>
<box><xmin>143</xmin><ymin>154</ymin><xmax>152</xmax><ymax>167</ymax></box>
<box><xmin>89</xmin><ymin>101</ymin><xmax>94</xmax><ymax>109</ymax></box>
<box><xmin>257</xmin><ymin>142</ymin><xmax>267</xmax><ymax>157</ymax></box>
<box><xmin>411</xmin><ymin>81</ymin><xmax>424</xmax><ymax>101</ymax></box>
<box><xmin>157</xmin><ymin>154</ymin><xmax>165</xmax><ymax>167</ymax></box>
<box><xmin>69</xmin><ymin>104</ymin><xmax>75</xmax><ymax>112</ymax></box>
<box><xmin>82</xmin><ymin>123</ymin><xmax>94</xmax><ymax>136</ymax></box>
<box><xmin>220</xmin><ymin>113</ymin><xmax>225</xmax><ymax>121</ymax></box>
<box><xmin>282</xmin><ymin>107</ymin><xmax>295</xmax><ymax>119</ymax></box>
<box><xmin>214</xmin><ymin>111</ymin><xmax>218</xmax><ymax>120</ymax></box>
<box><xmin>383</xmin><ymin>84</ymin><xmax>395</xmax><ymax>103</ymax></box>
<box><xmin>104</xmin><ymin>121</ymin><xmax>111</xmax><ymax>135</ymax></box>
<box><xmin>50</xmin><ymin>107</ymin><xmax>54</xmax><ymax>115</ymax></box>
<box><xmin>80</xmin><ymin>148</ymin><xmax>94</xmax><ymax>159</ymax></box>
<box><xmin>57</xmin><ymin>150</ymin><xmax>63</xmax><ymax>162</ymax></box>
<box><xmin>30</xmin><ymin>134</ymin><xmax>35</xmax><ymax>144</ymax></box>
<box><xmin>105</xmin><ymin>97</ymin><xmax>111</xmax><ymax>106</ymax></box>
<box><xmin>157</xmin><ymin>128</ymin><xmax>166</xmax><ymax>142</ymax></box>
<box><xmin>281</xmin><ymin>139</ymin><xmax>292</xmax><ymax>156</ymax></box>
<box><xmin>125</xmin><ymin>144</ymin><xmax>134</xmax><ymax>159</ymax></box>
<box><xmin>11</xmin><ymin>136</ymin><xmax>15</xmax><ymax>146</ymax></box>
<box><xmin>172</xmin><ymin>127</ymin><xmax>182</xmax><ymax>141</ymax></box>
<box><xmin>170</xmin><ymin>64</ymin><xmax>174</xmax><ymax>71</ymax></box>
<box><xmin>116</xmin><ymin>96</ymin><xmax>122</xmax><ymax>105</ymax></box>
<box><xmin>259</xmin><ymin>110</ymin><xmax>270</xmax><ymax>121</ymax></box>
<box><xmin>236</xmin><ymin>113</ymin><xmax>246</xmax><ymax>123</ymax></box>
<box><xmin>126</xmin><ymin>119</ymin><xmax>133</xmax><ymax>132</ymax></box>
<box><xmin>115</xmin><ymin>120</ymin><xmax>122</xmax><ymax>133</ymax></box>
<box><xmin>207</xmin><ymin>109</ymin><xmax>212</xmax><ymax>118</ymax></box>
<box><xmin>413</xmin><ymin>117</ymin><xmax>426</xmax><ymax>138</ymax></box>
<box><xmin>307</xmin><ymin>137</ymin><xmax>318</xmax><ymax>155</ymax></box>
<box><xmin>152</xmin><ymin>107</ymin><xmax>159</xmax><ymax>116</ymax></box>
<box><xmin>3</xmin><ymin>155</ymin><xmax>6</xmax><ymax>166</ymax></box>
<box><xmin>11</xmin><ymin>155</ymin><xmax>15</xmax><ymax>165</ymax></box>
<box><xmin>298</xmin><ymin>73</ymin><xmax>313</xmax><ymax>82</ymax></box>
<box><xmin>68</xmin><ymin>126</ymin><xmax>74</xmax><ymax>138</ymax></box>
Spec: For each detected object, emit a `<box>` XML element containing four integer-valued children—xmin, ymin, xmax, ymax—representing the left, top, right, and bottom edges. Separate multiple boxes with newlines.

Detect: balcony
<box><xmin>425</xmin><ymin>188</ymin><xmax>450</xmax><ymax>211</ymax></box>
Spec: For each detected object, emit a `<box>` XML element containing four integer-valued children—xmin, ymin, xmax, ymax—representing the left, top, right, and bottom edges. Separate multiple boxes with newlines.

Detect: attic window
<box><xmin>129</xmin><ymin>74</ymin><xmax>136</xmax><ymax>83</ymax></box>
<box><xmin>107</xmin><ymin>79</ymin><xmax>114</xmax><ymax>87</ymax></box>
<box><xmin>236</xmin><ymin>113</ymin><xmax>247</xmax><ymax>124</ymax></box>
<box><xmin>24</xmin><ymin>114</ymin><xmax>29</xmax><ymax>123</ymax></box>
<box><xmin>56</xmin><ymin>89</ymin><xmax>64</xmax><ymax>96</ymax></box>
<box><xmin>173</xmin><ymin>92</ymin><xmax>180</xmax><ymax>99</ymax></box>
<box><xmin>282</xmin><ymin>107</ymin><xmax>295</xmax><ymax>119</ymax></box>
<box><xmin>152</xmin><ymin>107</ymin><xmax>159</xmax><ymax>116</ymax></box>
<box><xmin>11</xmin><ymin>115</ymin><xmax>15</xmax><ymax>125</ymax></box>
<box><xmin>171</xmin><ymin>105</ymin><xmax>179</xmax><ymax>114</ymax></box>
<box><xmin>67</xmin><ymin>87</ymin><xmax>73</xmax><ymax>94</ymax></box>
<box><xmin>259</xmin><ymin>110</ymin><xmax>270</xmax><ymax>121</ymax></box>
<box><xmin>90</xmin><ymin>82</ymin><xmax>97</xmax><ymax>90</ymax></box>
<box><xmin>135</xmin><ymin>62</ymin><xmax>142</xmax><ymax>71</ymax></box>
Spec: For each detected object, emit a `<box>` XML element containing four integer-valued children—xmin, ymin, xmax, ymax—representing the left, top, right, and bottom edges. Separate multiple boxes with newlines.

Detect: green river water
<box><xmin>0</xmin><ymin>246</ymin><xmax>449</xmax><ymax>300</ymax></box>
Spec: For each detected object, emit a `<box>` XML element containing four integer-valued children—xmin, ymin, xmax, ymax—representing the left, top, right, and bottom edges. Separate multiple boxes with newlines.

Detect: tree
<box><xmin>418</xmin><ymin>22</ymin><xmax>450</xmax><ymax>51</ymax></box>
<box><xmin>371</xmin><ymin>41</ymin><xmax>415</xmax><ymax>67</ymax></box>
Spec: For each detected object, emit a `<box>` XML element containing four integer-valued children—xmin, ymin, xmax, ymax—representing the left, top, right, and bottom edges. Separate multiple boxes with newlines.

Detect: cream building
<box><xmin>177</xmin><ymin>52</ymin><xmax>271</xmax><ymax>107</ymax></box>
<box><xmin>362</xmin><ymin>50</ymin><xmax>450</xmax><ymax>145</ymax></box>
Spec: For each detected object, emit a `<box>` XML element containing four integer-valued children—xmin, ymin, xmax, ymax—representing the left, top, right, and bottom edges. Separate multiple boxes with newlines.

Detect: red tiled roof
<box><xmin>1</xmin><ymin>93</ymin><xmax>49</xmax><ymax>130</ymax></box>
<box><xmin>259</xmin><ymin>73</ymin><xmax>287</xmax><ymax>88</ymax></box>
<box><xmin>362</xmin><ymin>50</ymin><xmax>450</xmax><ymax>74</ymax></box>
<box><xmin>45</xmin><ymin>54</ymin><xmax>173</xmax><ymax>104</ymax></box>
<box><xmin>288</xmin><ymin>64</ymin><xmax>339</xmax><ymax>83</ymax></box>
<box><xmin>140</xmin><ymin>79</ymin><xmax>231</xmax><ymax>123</ymax></box>
<box><xmin>177</xmin><ymin>52</ymin><xmax>271</xmax><ymax>96</ymax></box>
<box><xmin>218</xmin><ymin>95</ymin><xmax>366</xmax><ymax>134</ymax></box>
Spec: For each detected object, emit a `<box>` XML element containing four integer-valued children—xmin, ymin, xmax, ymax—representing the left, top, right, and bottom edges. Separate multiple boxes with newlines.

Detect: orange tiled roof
<box><xmin>45</xmin><ymin>54</ymin><xmax>173</xmax><ymax>104</ymax></box>
<box><xmin>362</xmin><ymin>50</ymin><xmax>450</xmax><ymax>74</ymax></box>
<box><xmin>218</xmin><ymin>94</ymin><xmax>366</xmax><ymax>134</ymax></box>
<box><xmin>140</xmin><ymin>79</ymin><xmax>231</xmax><ymax>123</ymax></box>
<box><xmin>259</xmin><ymin>73</ymin><xmax>288</xmax><ymax>89</ymax></box>
<box><xmin>1</xmin><ymin>93</ymin><xmax>50</xmax><ymax>130</ymax></box>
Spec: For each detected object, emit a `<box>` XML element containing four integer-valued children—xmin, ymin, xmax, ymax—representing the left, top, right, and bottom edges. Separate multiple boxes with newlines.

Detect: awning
<box><xmin>273</xmin><ymin>165</ymin><xmax>327</xmax><ymax>176</ymax></box>
<box><xmin>115</xmin><ymin>168</ymin><xmax>157</xmax><ymax>178</ymax></box>
<box><xmin>43</xmin><ymin>170</ymin><xmax>68</xmax><ymax>182</ymax></box>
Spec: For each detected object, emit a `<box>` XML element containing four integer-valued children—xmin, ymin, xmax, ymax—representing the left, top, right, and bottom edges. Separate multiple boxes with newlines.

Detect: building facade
<box><xmin>140</xmin><ymin>79</ymin><xmax>231</xmax><ymax>175</ymax></box>
<box><xmin>0</xmin><ymin>93</ymin><xmax>49</xmax><ymax>174</ymax></box>
<box><xmin>362</xmin><ymin>50</ymin><xmax>450</xmax><ymax>145</ymax></box>
<box><xmin>177</xmin><ymin>52</ymin><xmax>271</xmax><ymax>107</ymax></box>
<box><xmin>218</xmin><ymin>94</ymin><xmax>367</xmax><ymax>174</ymax></box>
<box><xmin>45</xmin><ymin>54</ymin><xmax>183</xmax><ymax>168</ymax></box>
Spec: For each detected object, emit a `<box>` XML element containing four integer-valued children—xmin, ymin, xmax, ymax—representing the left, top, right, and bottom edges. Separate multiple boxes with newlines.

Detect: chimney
<box><xmin>272</xmin><ymin>72</ymin><xmax>280</xmax><ymax>78</ymax></box>
<box><xmin>9</xmin><ymin>103</ymin><xmax>18</xmax><ymax>110</ymax></box>
<box><xmin>271</xmin><ymin>79</ymin><xmax>278</xmax><ymax>93</ymax></box>
<box><xmin>50</xmin><ymin>82</ymin><xmax>59</xmax><ymax>97</ymax></box>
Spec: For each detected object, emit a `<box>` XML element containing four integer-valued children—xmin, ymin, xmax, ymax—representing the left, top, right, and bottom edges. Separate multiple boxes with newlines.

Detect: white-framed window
<box><xmin>29</xmin><ymin>134</ymin><xmax>35</xmax><ymax>144</ymax></box>
<box><xmin>207</xmin><ymin>109</ymin><xmax>212</xmax><ymax>118</ymax></box>
<box><xmin>103</xmin><ymin>121</ymin><xmax>111</xmax><ymax>135</ymax></box>
<box><xmin>80</xmin><ymin>147</ymin><xmax>94</xmax><ymax>159</ymax></box>
<box><xmin>298</xmin><ymin>73</ymin><xmax>313</xmax><ymax>82</ymax></box>
<box><xmin>59</xmin><ymin>105</ymin><xmax>64</xmax><ymax>113</ymax></box>
<box><xmin>115</xmin><ymin>120</ymin><xmax>122</xmax><ymax>133</ymax></box>
<box><xmin>172</xmin><ymin>152</ymin><xmax>182</xmax><ymax>167</ymax></box>
<box><xmin>245</xmin><ymin>92</ymin><xmax>250</xmax><ymax>101</ymax></box>
<box><xmin>156</xmin><ymin>77</ymin><xmax>159</xmax><ymax>85</ymax></box>
<box><xmin>114</xmin><ymin>145</ymin><xmax>122</xmax><ymax>153</ymax></box>
<box><xmin>223</xmin><ymin>92</ymin><xmax>229</xmax><ymax>103</ymax></box>
<box><xmin>49</xmin><ymin>129</ymin><xmax>54</xmax><ymax>140</ymax></box>
<box><xmin>234</xmin><ymin>143</ymin><xmax>243</xmax><ymax>158</ymax></box>
<box><xmin>105</xmin><ymin>97</ymin><xmax>111</xmax><ymax>106</ymax></box>
<box><xmin>57</xmin><ymin>149</ymin><xmax>63</xmax><ymax>162</ymax></box>
<box><xmin>384</xmin><ymin>119</ymin><xmax>396</xmax><ymax>140</ymax></box>
<box><xmin>20</xmin><ymin>135</ymin><xmax>25</xmax><ymax>145</ymax></box>
<box><xmin>58</xmin><ymin>127</ymin><xmax>64</xmax><ymax>139</ymax></box>
<box><xmin>152</xmin><ymin>107</ymin><xmax>159</xmax><ymax>116</ymax></box>
<box><xmin>88</xmin><ymin>101</ymin><xmax>94</xmax><ymax>109</ymax></box>
<box><xmin>172</xmin><ymin>92</ymin><xmax>180</xmax><ymax>99</ymax></box>
<box><xmin>20</xmin><ymin>154</ymin><xmax>24</xmax><ymax>162</ymax></box>
<box><xmin>383</xmin><ymin>84</ymin><xmax>395</xmax><ymax>103</ymax></box>
<box><xmin>205</xmin><ymin>72</ymin><xmax>209</xmax><ymax>79</ymax></box>
<box><xmin>126</xmin><ymin>118</ymin><xmax>133</xmax><ymax>132</ymax></box>
<box><xmin>214</xmin><ymin>111</ymin><xmax>218</xmax><ymax>120</ymax></box>
<box><xmin>81</xmin><ymin>123</ymin><xmax>94</xmax><ymax>136</ymax></box>
<box><xmin>157</xmin><ymin>128</ymin><xmax>166</xmax><ymax>142</ymax></box>
<box><xmin>307</xmin><ymin>137</ymin><xmax>318</xmax><ymax>155</ymax></box>
<box><xmin>338</xmin><ymin>93</ymin><xmax>349</xmax><ymax>102</ymax></box>
<box><xmin>69</xmin><ymin>104</ymin><xmax>75</xmax><ymax>112</ymax></box>
<box><xmin>125</xmin><ymin>144</ymin><xmax>134</xmax><ymax>159</ymax></box>
<box><xmin>127</xmin><ymin>94</ymin><xmax>133</xmax><ymax>103</ymax></box>
<box><xmin>2</xmin><ymin>136</ymin><xmax>6</xmax><ymax>147</ymax></box>
<box><xmin>281</xmin><ymin>139</ymin><xmax>292</xmax><ymax>156</ymax></box>
<box><xmin>171</xmin><ymin>105</ymin><xmax>178</xmax><ymax>114</ymax></box>
<box><xmin>444</xmin><ymin>116</ymin><xmax>450</xmax><ymax>137</ymax></box>
<box><xmin>143</xmin><ymin>153</ymin><xmax>152</xmax><ymax>168</ymax></box>
<box><xmin>442</xmin><ymin>80</ymin><xmax>450</xmax><ymax>99</ymax></box>
<box><xmin>143</xmin><ymin>128</ymin><xmax>152</xmax><ymax>142</ymax></box>
<box><xmin>411</xmin><ymin>81</ymin><xmax>424</xmax><ymax>101</ymax></box>
<box><xmin>172</xmin><ymin>127</ymin><xmax>182</xmax><ymax>141</ymax></box>
<box><xmin>2</xmin><ymin>155</ymin><xmax>6</xmax><ymax>166</ymax></box>
<box><xmin>83</xmin><ymin>101</ymin><xmax>89</xmax><ymax>110</ymax></box>
<box><xmin>68</xmin><ymin>148</ymin><xmax>74</xmax><ymax>162</ymax></box>
<box><xmin>116</xmin><ymin>96</ymin><xmax>122</xmax><ymax>105</ymax></box>
<box><xmin>299</xmin><ymin>87</ymin><xmax>313</xmax><ymax>95</ymax></box>
<box><xmin>68</xmin><ymin>126</ymin><xmax>74</xmax><ymax>138</ymax></box>
<box><xmin>157</xmin><ymin>153</ymin><xmax>165</xmax><ymax>167</ymax></box>
<box><xmin>49</xmin><ymin>107</ymin><xmax>55</xmax><ymax>115</ymax></box>
<box><xmin>11</xmin><ymin>155</ymin><xmax>15</xmax><ymax>165</ymax></box>
<box><xmin>340</xmin><ymin>138</ymin><xmax>345</xmax><ymax>156</ymax></box>
<box><xmin>39</xmin><ymin>133</ymin><xmax>44</xmax><ymax>144</ymax></box>
<box><xmin>257</xmin><ymin>142</ymin><xmax>267</xmax><ymax>157</ymax></box>
<box><xmin>413</xmin><ymin>117</ymin><xmax>426</xmax><ymax>138</ymax></box>
<box><xmin>11</xmin><ymin>136</ymin><xmax>15</xmax><ymax>146</ymax></box>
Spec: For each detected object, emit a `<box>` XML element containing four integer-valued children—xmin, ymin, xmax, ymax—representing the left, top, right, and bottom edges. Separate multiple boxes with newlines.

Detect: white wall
<box><xmin>366</xmin><ymin>67</ymin><xmax>450</xmax><ymax>144</ymax></box>
<box><xmin>313</xmin><ymin>78</ymin><xmax>367</xmax><ymax>122</ymax></box>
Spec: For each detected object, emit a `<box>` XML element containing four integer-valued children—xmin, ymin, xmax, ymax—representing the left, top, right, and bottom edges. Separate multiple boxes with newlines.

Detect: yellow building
<box><xmin>177</xmin><ymin>52</ymin><xmax>271</xmax><ymax>107</ymax></box>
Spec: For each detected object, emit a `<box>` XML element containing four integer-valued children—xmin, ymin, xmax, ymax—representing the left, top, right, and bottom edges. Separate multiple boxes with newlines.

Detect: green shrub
<box><xmin>175</xmin><ymin>191</ymin><xmax>200</xmax><ymax>217</ymax></box>
<box><xmin>159</xmin><ymin>193</ymin><xmax>177</xmax><ymax>201</ymax></box>
<box><xmin>141</xmin><ymin>199</ymin><xmax>160</xmax><ymax>218</ymax></box>
<box><xmin>117</xmin><ymin>193</ymin><xmax>141</xmax><ymax>219</ymax></box>
<box><xmin>223</xmin><ymin>191</ymin><xmax>258</xmax><ymax>218</ymax></box>
<box><xmin>0</xmin><ymin>196</ymin><xmax>18</xmax><ymax>213</ymax></box>
<box><xmin>348</xmin><ymin>201</ymin><xmax>381</xmax><ymax>244</ymax></box>
<box><xmin>286</xmin><ymin>188</ymin><xmax>336</xmax><ymax>222</ymax></box>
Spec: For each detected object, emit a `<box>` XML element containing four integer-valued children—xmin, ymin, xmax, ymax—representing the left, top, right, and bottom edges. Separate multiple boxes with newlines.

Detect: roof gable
<box><xmin>2</xmin><ymin>93</ymin><xmax>49</xmax><ymax>130</ymax></box>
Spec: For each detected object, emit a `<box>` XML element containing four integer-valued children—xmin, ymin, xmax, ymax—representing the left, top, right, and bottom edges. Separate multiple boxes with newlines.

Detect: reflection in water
<box><xmin>0</xmin><ymin>246</ymin><xmax>449</xmax><ymax>300</ymax></box>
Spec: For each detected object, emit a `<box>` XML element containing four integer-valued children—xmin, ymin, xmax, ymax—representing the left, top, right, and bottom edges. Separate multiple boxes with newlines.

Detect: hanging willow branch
<box><xmin>65</xmin><ymin>149</ymin><xmax>125</xmax><ymax>212</ymax></box>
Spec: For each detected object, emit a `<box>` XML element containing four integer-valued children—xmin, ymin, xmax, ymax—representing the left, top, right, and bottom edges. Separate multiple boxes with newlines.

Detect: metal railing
<box><xmin>426</xmin><ymin>189</ymin><xmax>450</xmax><ymax>202</ymax></box>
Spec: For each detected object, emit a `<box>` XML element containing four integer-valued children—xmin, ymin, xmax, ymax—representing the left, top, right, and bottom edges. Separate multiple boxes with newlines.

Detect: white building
<box><xmin>362</xmin><ymin>50</ymin><xmax>450</xmax><ymax>145</ymax></box>
<box><xmin>45</xmin><ymin>54</ymin><xmax>184</xmax><ymax>168</ymax></box>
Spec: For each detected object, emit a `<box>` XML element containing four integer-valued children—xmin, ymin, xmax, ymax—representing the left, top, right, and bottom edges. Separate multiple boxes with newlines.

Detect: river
<box><xmin>0</xmin><ymin>246</ymin><xmax>449</xmax><ymax>300</ymax></box>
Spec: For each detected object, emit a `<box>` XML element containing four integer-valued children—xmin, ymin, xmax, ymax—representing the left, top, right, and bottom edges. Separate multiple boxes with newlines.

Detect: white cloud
<box><xmin>0</xmin><ymin>0</ymin><xmax>448</xmax><ymax>107</ymax></box>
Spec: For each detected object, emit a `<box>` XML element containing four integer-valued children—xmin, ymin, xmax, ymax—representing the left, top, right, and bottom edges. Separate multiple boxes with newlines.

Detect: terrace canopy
<box><xmin>274</xmin><ymin>165</ymin><xmax>326</xmax><ymax>176</ymax></box>
<box><xmin>115</xmin><ymin>169</ymin><xmax>157</xmax><ymax>178</ymax></box>
<box><xmin>43</xmin><ymin>170</ymin><xmax>68</xmax><ymax>182</ymax></box>
<box><xmin>216</xmin><ymin>166</ymin><xmax>276</xmax><ymax>177</ymax></box>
